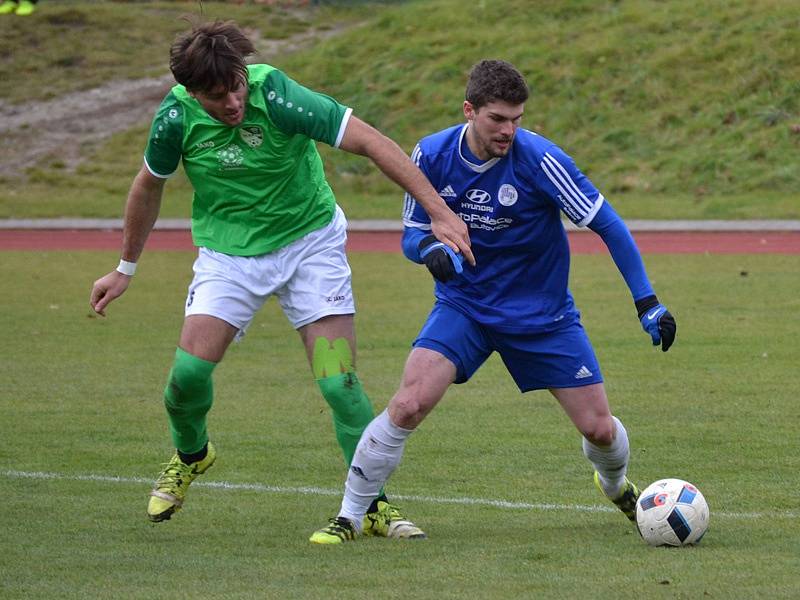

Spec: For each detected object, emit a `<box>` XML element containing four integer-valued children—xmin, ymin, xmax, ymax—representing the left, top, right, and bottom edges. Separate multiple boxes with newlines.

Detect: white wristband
<box><xmin>116</xmin><ymin>259</ymin><xmax>137</xmax><ymax>276</ymax></box>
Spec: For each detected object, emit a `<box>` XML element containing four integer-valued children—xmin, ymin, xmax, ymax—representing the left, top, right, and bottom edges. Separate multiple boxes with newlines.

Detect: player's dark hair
<box><xmin>465</xmin><ymin>59</ymin><xmax>529</xmax><ymax>108</ymax></box>
<box><xmin>170</xmin><ymin>19</ymin><xmax>256</xmax><ymax>94</ymax></box>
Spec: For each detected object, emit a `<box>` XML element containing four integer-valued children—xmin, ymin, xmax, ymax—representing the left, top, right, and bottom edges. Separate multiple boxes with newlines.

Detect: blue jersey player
<box><xmin>310</xmin><ymin>59</ymin><xmax>676</xmax><ymax>543</ymax></box>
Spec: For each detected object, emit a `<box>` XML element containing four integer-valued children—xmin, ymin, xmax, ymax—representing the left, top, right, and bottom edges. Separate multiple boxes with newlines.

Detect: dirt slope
<box><xmin>0</xmin><ymin>22</ymin><xmax>351</xmax><ymax>177</ymax></box>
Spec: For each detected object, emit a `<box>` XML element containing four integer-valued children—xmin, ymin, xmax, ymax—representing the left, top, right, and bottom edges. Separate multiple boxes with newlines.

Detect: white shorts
<box><xmin>185</xmin><ymin>205</ymin><xmax>354</xmax><ymax>335</ymax></box>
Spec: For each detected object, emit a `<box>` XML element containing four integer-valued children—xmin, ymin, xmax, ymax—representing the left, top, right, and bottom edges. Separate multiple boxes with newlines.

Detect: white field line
<box><xmin>1</xmin><ymin>468</ymin><xmax>793</xmax><ymax>521</ymax></box>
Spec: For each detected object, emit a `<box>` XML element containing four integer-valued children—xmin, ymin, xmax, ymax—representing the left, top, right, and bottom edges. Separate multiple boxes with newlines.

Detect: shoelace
<box><xmin>326</xmin><ymin>518</ymin><xmax>354</xmax><ymax>539</ymax></box>
<box><xmin>154</xmin><ymin>459</ymin><xmax>188</xmax><ymax>488</ymax></box>
<box><xmin>386</xmin><ymin>504</ymin><xmax>405</xmax><ymax>520</ymax></box>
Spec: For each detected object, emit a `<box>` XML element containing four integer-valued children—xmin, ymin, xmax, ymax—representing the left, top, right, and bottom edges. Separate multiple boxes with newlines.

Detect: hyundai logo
<box><xmin>465</xmin><ymin>189</ymin><xmax>491</xmax><ymax>204</ymax></box>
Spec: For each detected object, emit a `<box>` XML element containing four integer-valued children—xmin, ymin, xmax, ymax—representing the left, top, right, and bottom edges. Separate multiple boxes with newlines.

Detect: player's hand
<box><xmin>636</xmin><ymin>296</ymin><xmax>676</xmax><ymax>352</ymax></box>
<box><xmin>90</xmin><ymin>271</ymin><xmax>132</xmax><ymax>316</ymax></box>
<box><xmin>429</xmin><ymin>211</ymin><xmax>475</xmax><ymax>267</ymax></box>
<box><xmin>418</xmin><ymin>234</ymin><xmax>464</xmax><ymax>282</ymax></box>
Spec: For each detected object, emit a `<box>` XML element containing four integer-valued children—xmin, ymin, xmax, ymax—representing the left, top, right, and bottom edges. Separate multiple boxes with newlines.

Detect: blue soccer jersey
<box><xmin>403</xmin><ymin>124</ymin><xmax>607</xmax><ymax>333</ymax></box>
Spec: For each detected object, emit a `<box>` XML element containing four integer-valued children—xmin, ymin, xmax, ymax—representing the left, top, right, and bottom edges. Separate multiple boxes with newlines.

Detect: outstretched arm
<box><xmin>89</xmin><ymin>165</ymin><xmax>165</xmax><ymax>316</ymax></box>
<box><xmin>589</xmin><ymin>202</ymin><xmax>677</xmax><ymax>351</ymax></box>
<box><xmin>339</xmin><ymin>116</ymin><xmax>474</xmax><ymax>266</ymax></box>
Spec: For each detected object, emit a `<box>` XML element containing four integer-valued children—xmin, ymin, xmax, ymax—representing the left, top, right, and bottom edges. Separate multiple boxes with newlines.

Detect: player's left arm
<box><xmin>339</xmin><ymin>117</ymin><xmax>474</xmax><ymax>267</ymax></box>
<box><xmin>537</xmin><ymin>144</ymin><xmax>675</xmax><ymax>351</ymax></box>
<box><xmin>588</xmin><ymin>202</ymin><xmax>677</xmax><ymax>352</ymax></box>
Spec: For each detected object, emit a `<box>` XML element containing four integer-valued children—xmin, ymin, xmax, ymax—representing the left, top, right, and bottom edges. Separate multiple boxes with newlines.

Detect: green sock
<box><xmin>317</xmin><ymin>372</ymin><xmax>374</xmax><ymax>466</ymax></box>
<box><xmin>311</xmin><ymin>335</ymin><xmax>387</xmax><ymax>502</ymax></box>
<box><xmin>163</xmin><ymin>347</ymin><xmax>216</xmax><ymax>454</ymax></box>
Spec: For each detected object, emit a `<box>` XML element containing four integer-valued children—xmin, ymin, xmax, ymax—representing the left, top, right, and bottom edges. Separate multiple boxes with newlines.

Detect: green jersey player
<box><xmin>89</xmin><ymin>20</ymin><xmax>473</xmax><ymax>538</ymax></box>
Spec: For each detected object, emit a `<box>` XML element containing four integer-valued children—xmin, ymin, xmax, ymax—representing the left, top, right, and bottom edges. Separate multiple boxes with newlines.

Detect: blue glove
<box><xmin>635</xmin><ymin>296</ymin><xmax>677</xmax><ymax>352</ymax></box>
<box><xmin>418</xmin><ymin>235</ymin><xmax>464</xmax><ymax>282</ymax></box>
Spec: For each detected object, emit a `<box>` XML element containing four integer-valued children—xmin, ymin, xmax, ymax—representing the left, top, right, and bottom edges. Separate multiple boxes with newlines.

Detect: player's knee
<box><xmin>163</xmin><ymin>348</ymin><xmax>216</xmax><ymax>415</ymax></box>
<box><xmin>317</xmin><ymin>372</ymin><xmax>374</xmax><ymax>429</ymax></box>
<box><xmin>389</xmin><ymin>368</ymin><xmax>446</xmax><ymax>428</ymax></box>
<box><xmin>388</xmin><ymin>393</ymin><xmax>429</xmax><ymax>429</ymax></box>
<box><xmin>581</xmin><ymin>416</ymin><xmax>615</xmax><ymax>447</ymax></box>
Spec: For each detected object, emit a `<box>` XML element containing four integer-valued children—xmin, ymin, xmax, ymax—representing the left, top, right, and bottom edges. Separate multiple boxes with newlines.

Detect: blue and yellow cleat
<box><xmin>594</xmin><ymin>471</ymin><xmax>640</xmax><ymax>521</ymax></box>
<box><xmin>147</xmin><ymin>442</ymin><xmax>216</xmax><ymax>522</ymax></box>
<box><xmin>363</xmin><ymin>500</ymin><xmax>427</xmax><ymax>539</ymax></box>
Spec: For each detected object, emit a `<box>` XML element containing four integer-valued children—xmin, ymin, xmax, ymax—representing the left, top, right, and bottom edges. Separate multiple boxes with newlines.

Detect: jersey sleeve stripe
<box><xmin>333</xmin><ymin>107</ymin><xmax>353</xmax><ymax>148</ymax></box>
<box><xmin>409</xmin><ymin>143</ymin><xmax>422</xmax><ymax>165</ymax></box>
<box><xmin>403</xmin><ymin>191</ymin><xmax>416</xmax><ymax>222</ymax></box>
<box><xmin>403</xmin><ymin>144</ymin><xmax>422</xmax><ymax>222</ymax></box>
<box><xmin>402</xmin><ymin>219</ymin><xmax>432</xmax><ymax>230</ymax></box>
<box><xmin>541</xmin><ymin>152</ymin><xmax>593</xmax><ymax>215</ymax></box>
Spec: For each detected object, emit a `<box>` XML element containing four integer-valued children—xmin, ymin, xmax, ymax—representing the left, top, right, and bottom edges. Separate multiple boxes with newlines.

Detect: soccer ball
<box><xmin>635</xmin><ymin>478</ymin><xmax>709</xmax><ymax>546</ymax></box>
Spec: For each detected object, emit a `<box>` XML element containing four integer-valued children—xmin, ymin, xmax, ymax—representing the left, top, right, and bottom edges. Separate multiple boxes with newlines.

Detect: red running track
<box><xmin>1</xmin><ymin>229</ymin><xmax>799</xmax><ymax>254</ymax></box>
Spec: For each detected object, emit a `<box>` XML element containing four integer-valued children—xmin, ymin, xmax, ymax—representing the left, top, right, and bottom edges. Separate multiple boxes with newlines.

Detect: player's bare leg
<box><xmin>551</xmin><ymin>384</ymin><xmax>640</xmax><ymax>520</ymax></box>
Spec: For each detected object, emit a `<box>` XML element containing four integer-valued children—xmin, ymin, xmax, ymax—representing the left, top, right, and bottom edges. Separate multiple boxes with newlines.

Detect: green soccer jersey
<box><xmin>143</xmin><ymin>64</ymin><xmax>352</xmax><ymax>256</ymax></box>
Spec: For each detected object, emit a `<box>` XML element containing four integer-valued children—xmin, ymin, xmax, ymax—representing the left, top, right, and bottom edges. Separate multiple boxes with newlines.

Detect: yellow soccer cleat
<box><xmin>14</xmin><ymin>0</ymin><xmax>35</xmax><ymax>15</ymax></box>
<box><xmin>309</xmin><ymin>517</ymin><xmax>357</xmax><ymax>544</ymax></box>
<box><xmin>147</xmin><ymin>442</ymin><xmax>216</xmax><ymax>522</ymax></box>
<box><xmin>0</xmin><ymin>1</ymin><xmax>18</xmax><ymax>15</ymax></box>
<box><xmin>594</xmin><ymin>471</ymin><xmax>640</xmax><ymax>521</ymax></box>
<box><xmin>363</xmin><ymin>500</ymin><xmax>427</xmax><ymax>539</ymax></box>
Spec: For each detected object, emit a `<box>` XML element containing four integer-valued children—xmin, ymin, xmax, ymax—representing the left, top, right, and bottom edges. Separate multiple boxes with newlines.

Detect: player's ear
<box><xmin>463</xmin><ymin>101</ymin><xmax>475</xmax><ymax>121</ymax></box>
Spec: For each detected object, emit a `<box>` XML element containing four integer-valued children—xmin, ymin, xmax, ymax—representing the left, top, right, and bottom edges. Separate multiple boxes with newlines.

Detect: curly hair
<box><xmin>465</xmin><ymin>59</ymin><xmax>529</xmax><ymax>109</ymax></box>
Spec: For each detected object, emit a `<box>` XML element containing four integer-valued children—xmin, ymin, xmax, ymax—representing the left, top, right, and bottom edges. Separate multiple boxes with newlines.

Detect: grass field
<box><xmin>2</xmin><ymin>250</ymin><xmax>799</xmax><ymax>598</ymax></box>
<box><xmin>2</xmin><ymin>0</ymin><xmax>798</xmax><ymax>596</ymax></box>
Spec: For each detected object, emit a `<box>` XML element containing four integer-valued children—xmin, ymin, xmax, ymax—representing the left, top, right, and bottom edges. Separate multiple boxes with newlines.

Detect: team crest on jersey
<box><xmin>216</xmin><ymin>144</ymin><xmax>245</xmax><ymax>168</ymax></box>
<box><xmin>239</xmin><ymin>126</ymin><xmax>263</xmax><ymax>148</ymax></box>
<box><xmin>498</xmin><ymin>184</ymin><xmax>518</xmax><ymax>206</ymax></box>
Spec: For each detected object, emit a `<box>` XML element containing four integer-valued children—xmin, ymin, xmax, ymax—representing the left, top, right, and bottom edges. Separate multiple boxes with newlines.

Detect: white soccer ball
<box><xmin>635</xmin><ymin>478</ymin><xmax>709</xmax><ymax>546</ymax></box>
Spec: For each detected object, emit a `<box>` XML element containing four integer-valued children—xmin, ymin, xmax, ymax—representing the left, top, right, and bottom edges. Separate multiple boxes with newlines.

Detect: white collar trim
<box><xmin>458</xmin><ymin>124</ymin><xmax>501</xmax><ymax>173</ymax></box>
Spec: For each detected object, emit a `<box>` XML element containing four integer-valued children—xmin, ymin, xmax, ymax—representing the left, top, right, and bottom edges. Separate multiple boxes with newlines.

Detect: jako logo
<box><xmin>465</xmin><ymin>189</ymin><xmax>491</xmax><ymax>204</ymax></box>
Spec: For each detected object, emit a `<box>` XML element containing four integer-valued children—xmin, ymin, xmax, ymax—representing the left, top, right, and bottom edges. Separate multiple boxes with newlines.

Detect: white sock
<box><xmin>582</xmin><ymin>415</ymin><xmax>630</xmax><ymax>498</ymax></box>
<box><xmin>339</xmin><ymin>409</ymin><xmax>413</xmax><ymax>531</ymax></box>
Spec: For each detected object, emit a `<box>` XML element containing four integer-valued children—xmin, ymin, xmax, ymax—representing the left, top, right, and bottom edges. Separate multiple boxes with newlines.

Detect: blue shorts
<box><xmin>413</xmin><ymin>302</ymin><xmax>603</xmax><ymax>392</ymax></box>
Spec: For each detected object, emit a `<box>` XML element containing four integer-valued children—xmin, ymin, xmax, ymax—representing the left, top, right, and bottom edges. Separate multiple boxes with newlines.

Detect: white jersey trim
<box><xmin>402</xmin><ymin>191</ymin><xmax>417</xmax><ymax>224</ymax></box>
<box><xmin>458</xmin><ymin>124</ymin><xmax>500</xmax><ymax>173</ymax></box>
<box><xmin>403</xmin><ymin>143</ymin><xmax>428</xmax><ymax>226</ymax></box>
<box><xmin>143</xmin><ymin>155</ymin><xmax>175</xmax><ymax>179</ymax></box>
<box><xmin>402</xmin><ymin>219</ymin><xmax>432</xmax><ymax>230</ymax></box>
<box><xmin>577</xmin><ymin>193</ymin><xmax>604</xmax><ymax>228</ymax></box>
<box><xmin>333</xmin><ymin>107</ymin><xmax>354</xmax><ymax>148</ymax></box>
